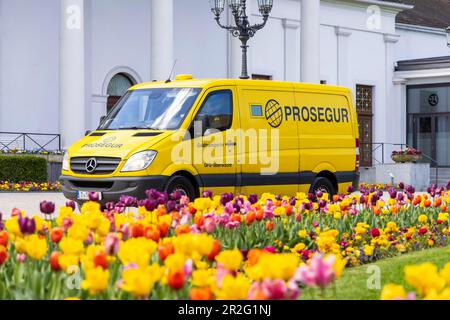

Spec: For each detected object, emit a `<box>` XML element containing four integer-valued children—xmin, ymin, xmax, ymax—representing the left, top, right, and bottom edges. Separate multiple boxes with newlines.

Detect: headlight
<box><xmin>121</xmin><ymin>151</ymin><xmax>157</xmax><ymax>172</ymax></box>
<box><xmin>62</xmin><ymin>152</ymin><xmax>69</xmax><ymax>171</ymax></box>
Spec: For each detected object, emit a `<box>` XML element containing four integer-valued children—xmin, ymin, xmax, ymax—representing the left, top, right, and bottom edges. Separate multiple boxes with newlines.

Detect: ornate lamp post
<box><xmin>209</xmin><ymin>0</ymin><xmax>273</xmax><ymax>79</ymax></box>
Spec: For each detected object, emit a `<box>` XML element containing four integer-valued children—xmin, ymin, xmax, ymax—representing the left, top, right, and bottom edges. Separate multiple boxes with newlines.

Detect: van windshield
<box><xmin>99</xmin><ymin>88</ymin><xmax>202</xmax><ymax>130</ymax></box>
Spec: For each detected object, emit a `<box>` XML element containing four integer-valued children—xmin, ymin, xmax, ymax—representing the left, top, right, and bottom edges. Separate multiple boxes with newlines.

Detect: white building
<box><xmin>1</xmin><ymin>0</ymin><xmax>450</xmax><ymax>173</ymax></box>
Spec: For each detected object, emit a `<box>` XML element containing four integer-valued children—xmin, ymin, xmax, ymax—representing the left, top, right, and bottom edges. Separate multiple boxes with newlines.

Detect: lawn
<box><xmin>301</xmin><ymin>246</ymin><xmax>450</xmax><ymax>300</ymax></box>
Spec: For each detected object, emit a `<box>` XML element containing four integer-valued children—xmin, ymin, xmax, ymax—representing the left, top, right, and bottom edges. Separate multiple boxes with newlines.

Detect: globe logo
<box><xmin>265</xmin><ymin>99</ymin><xmax>283</xmax><ymax>128</ymax></box>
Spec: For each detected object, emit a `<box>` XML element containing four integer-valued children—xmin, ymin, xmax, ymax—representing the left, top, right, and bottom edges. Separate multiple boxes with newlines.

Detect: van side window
<box><xmin>194</xmin><ymin>90</ymin><xmax>233</xmax><ymax>133</ymax></box>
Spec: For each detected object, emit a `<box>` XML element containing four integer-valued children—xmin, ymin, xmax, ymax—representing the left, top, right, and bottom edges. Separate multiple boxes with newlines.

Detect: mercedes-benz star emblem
<box><xmin>85</xmin><ymin>158</ymin><xmax>98</xmax><ymax>173</ymax></box>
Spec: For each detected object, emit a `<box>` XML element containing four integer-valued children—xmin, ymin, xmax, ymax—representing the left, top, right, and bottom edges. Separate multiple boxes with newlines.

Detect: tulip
<box><xmin>50</xmin><ymin>228</ymin><xmax>64</xmax><ymax>243</ymax></box>
<box><xmin>0</xmin><ymin>246</ymin><xmax>8</xmax><ymax>265</ymax></box>
<box><xmin>105</xmin><ymin>202</ymin><xmax>116</xmax><ymax>211</ymax></box>
<box><xmin>294</xmin><ymin>253</ymin><xmax>336</xmax><ymax>289</ymax></box>
<box><xmin>202</xmin><ymin>190</ymin><xmax>213</xmax><ymax>199</ymax></box>
<box><xmin>119</xmin><ymin>195</ymin><xmax>138</xmax><ymax>207</ymax></box>
<box><xmin>88</xmin><ymin>192</ymin><xmax>99</xmax><ymax>202</ymax></box>
<box><xmin>16</xmin><ymin>253</ymin><xmax>26</xmax><ymax>263</ymax></box>
<box><xmin>18</xmin><ymin>216</ymin><xmax>36</xmax><ymax>235</ymax></box>
<box><xmin>40</xmin><ymin>200</ymin><xmax>55</xmax><ymax>215</ymax></box>
<box><xmin>65</xmin><ymin>200</ymin><xmax>76</xmax><ymax>211</ymax></box>
<box><xmin>190</xmin><ymin>287</ymin><xmax>213</xmax><ymax>300</ymax></box>
<box><xmin>93</xmin><ymin>251</ymin><xmax>108</xmax><ymax>270</ymax></box>
<box><xmin>50</xmin><ymin>251</ymin><xmax>61</xmax><ymax>271</ymax></box>
<box><xmin>0</xmin><ymin>231</ymin><xmax>8</xmax><ymax>247</ymax></box>
<box><xmin>346</xmin><ymin>185</ymin><xmax>354</xmax><ymax>193</ymax></box>
<box><xmin>248</xmin><ymin>194</ymin><xmax>258</xmax><ymax>205</ymax></box>
<box><xmin>371</xmin><ymin>228</ymin><xmax>380</xmax><ymax>238</ymax></box>
<box><xmin>168</xmin><ymin>269</ymin><xmax>185</xmax><ymax>290</ymax></box>
<box><xmin>104</xmin><ymin>234</ymin><xmax>120</xmax><ymax>255</ymax></box>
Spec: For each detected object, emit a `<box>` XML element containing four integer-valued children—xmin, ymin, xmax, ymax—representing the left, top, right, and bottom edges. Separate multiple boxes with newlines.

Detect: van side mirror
<box><xmin>204</xmin><ymin>128</ymin><xmax>217</xmax><ymax>137</ymax></box>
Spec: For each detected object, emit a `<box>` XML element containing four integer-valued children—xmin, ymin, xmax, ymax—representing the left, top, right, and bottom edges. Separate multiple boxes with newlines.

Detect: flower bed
<box><xmin>0</xmin><ymin>181</ymin><xmax>61</xmax><ymax>192</ymax></box>
<box><xmin>0</xmin><ymin>184</ymin><xmax>449</xmax><ymax>300</ymax></box>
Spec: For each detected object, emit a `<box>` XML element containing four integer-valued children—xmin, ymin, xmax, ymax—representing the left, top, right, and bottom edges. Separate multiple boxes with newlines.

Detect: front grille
<box><xmin>70</xmin><ymin>157</ymin><xmax>121</xmax><ymax>175</ymax></box>
<box><xmin>69</xmin><ymin>180</ymin><xmax>114</xmax><ymax>190</ymax></box>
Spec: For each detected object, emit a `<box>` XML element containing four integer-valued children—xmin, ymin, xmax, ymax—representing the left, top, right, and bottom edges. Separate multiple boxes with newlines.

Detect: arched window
<box><xmin>107</xmin><ymin>73</ymin><xmax>134</xmax><ymax>113</ymax></box>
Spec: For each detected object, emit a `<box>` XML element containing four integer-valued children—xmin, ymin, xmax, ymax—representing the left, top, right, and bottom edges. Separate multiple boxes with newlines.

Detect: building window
<box><xmin>107</xmin><ymin>73</ymin><xmax>135</xmax><ymax>113</ymax></box>
<box><xmin>252</xmin><ymin>74</ymin><xmax>272</xmax><ymax>80</ymax></box>
<box><xmin>356</xmin><ymin>85</ymin><xmax>374</xmax><ymax>167</ymax></box>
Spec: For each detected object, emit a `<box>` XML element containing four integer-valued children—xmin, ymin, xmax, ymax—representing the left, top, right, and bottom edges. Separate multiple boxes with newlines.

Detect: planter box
<box><xmin>359</xmin><ymin>163</ymin><xmax>430</xmax><ymax>191</ymax></box>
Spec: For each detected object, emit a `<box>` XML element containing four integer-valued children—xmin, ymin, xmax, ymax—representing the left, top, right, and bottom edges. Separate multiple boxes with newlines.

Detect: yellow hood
<box><xmin>68</xmin><ymin>130</ymin><xmax>173</xmax><ymax>159</ymax></box>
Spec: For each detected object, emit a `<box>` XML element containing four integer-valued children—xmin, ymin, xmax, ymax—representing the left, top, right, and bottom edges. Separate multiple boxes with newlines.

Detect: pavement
<box><xmin>0</xmin><ymin>192</ymin><xmax>68</xmax><ymax>219</ymax></box>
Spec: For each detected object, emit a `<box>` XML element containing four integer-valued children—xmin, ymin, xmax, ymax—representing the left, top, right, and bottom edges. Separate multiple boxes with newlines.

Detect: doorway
<box><xmin>356</xmin><ymin>85</ymin><xmax>374</xmax><ymax>167</ymax></box>
<box><xmin>410</xmin><ymin>114</ymin><xmax>450</xmax><ymax>167</ymax></box>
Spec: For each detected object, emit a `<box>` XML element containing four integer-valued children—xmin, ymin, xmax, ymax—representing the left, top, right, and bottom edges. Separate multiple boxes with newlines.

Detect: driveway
<box><xmin>0</xmin><ymin>192</ymin><xmax>68</xmax><ymax>219</ymax></box>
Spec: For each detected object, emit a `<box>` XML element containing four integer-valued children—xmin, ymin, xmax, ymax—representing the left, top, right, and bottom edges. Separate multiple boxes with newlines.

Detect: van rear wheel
<box><xmin>310</xmin><ymin>177</ymin><xmax>336</xmax><ymax>196</ymax></box>
<box><xmin>165</xmin><ymin>175</ymin><xmax>196</xmax><ymax>201</ymax></box>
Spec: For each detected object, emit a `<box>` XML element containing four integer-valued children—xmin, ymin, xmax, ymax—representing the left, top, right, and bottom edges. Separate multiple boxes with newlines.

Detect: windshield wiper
<box><xmin>116</xmin><ymin>126</ymin><xmax>159</xmax><ymax>130</ymax></box>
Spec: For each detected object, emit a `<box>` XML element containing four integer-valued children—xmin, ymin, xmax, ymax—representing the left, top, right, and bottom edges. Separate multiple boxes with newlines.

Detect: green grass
<box><xmin>301</xmin><ymin>246</ymin><xmax>450</xmax><ymax>300</ymax></box>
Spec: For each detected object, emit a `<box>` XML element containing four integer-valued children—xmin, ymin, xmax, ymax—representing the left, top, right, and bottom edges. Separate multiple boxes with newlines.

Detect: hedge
<box><xmin>0</xmin><ymin>155</ymin><xmax>48</xmax><ymax>183</ymax></box>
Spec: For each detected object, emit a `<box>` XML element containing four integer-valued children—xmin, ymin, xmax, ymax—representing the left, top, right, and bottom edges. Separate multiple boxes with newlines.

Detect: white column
<box><xmin>393</xmin><ymin>79</ymin><xmax>407</xmax><ymax>143</ymax></box>
<box><xmin>151</xmin><ymin>0</ymin><xmax>174</xmax><ymax>80</ymax></box>
<box><xmin>283</xmin><ymin>19</ymin><xmax>300</xmax><ymax>81</ymax></box>
<box><xmin>300</xmin><ymin>0</ymin><xmax>320</xmax><ymax>83</ymax></box>
<box><xmin>335</xmin><ymin>27</ymin><xmax>352</xmax><ymax>87</ymax></box>
<box><xmin>60</xmin><ymin>0</ymin><xmax>86</xmax><ymax>149</ymax></box>
<box><xmin>384</xmin><ymin>34</ymin><xmax>400</xmax><ymax>163</ymax></box>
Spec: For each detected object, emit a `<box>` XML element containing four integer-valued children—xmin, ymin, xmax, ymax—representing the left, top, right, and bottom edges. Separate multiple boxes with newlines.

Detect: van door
<box><xmin>189</xmin><ymin>87</ymin><xmax>240</xmax><ymax>195</ymax></box>
<box><xmin>237</xmin><ymin>85</ymin><xmax>299</xmax><ymax>196</ymax></box>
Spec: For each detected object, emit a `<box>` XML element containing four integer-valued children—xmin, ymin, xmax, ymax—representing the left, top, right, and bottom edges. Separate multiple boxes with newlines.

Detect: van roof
<box><xmin>130</xmin><ymin>79</ymin><xmax>351</xmax><ymax>95</ymax></box>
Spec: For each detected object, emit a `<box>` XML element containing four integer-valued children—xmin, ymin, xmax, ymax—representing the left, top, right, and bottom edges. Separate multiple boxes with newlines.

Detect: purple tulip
<box><xmin>88</xmin><ymin>192</ymin><xmax>100</xmax><ymax>202</ymax></box>
<box><xmin>398</xmin><ymin>182</ymin><xmax>405</xmax><ymax>190</ymax></box>
<box><xmin>318</xmin><ymin>199</ymin><xmax>327</xmax><ymax>209</ymax></box>
<box><xmin>369</xmin><ymin>186</ymin><xmax>375</xmax><ymax>194</ymax></box>
<box><xmin>388</xmin><ymin>187</ymin><xmax>397</xmax><ymax>199</ymax></box>
<box><xmin>304</xmin><ymin>202</ymin><xmax>312</xmax><ymax>211</ymax></box>
<box><xmin>307</xmin><ymin>193</ymin><xmax>315</xmax><ymax>201</ymax></box>
<box><xmin>40</xmin><ymin>201</ymin><xmax>55</xmax><ymax>215</ymax></box>
<box><xmin>289</xmin><ymin>197</ymin><xmax>296</xmax><ymax>206</ymax></box>
<box><xmin>316</xmin><ymin>190</ymin><xmax>323</xmax><ymax>198</ymax></box>
<box><xmin>141</xmin><ymin>199</ymin><xmax>157</xmax><ymax>212</ymax></box>
<box><xmin>405</xmin><ymin>185</ymin><xmax>415</xmax><ymax>194</ymax></box>
<box><xmin>220</xmin><ymin>193</ymin><xmax>234</xmax><ymax>206</ymax></box>
<box><xmin>105</xmin><ymin>202</ymin><xmax>116</xmax><ymax>211</ymax></box>
<box><xmin>370</xmin><ymin>194</ymin><xmax>379</xmax><ymax>206</ymax></box>
<box><xmin>114</xmin><ymin>203</ymin><xmax>126</xmax><ymax>214</ymax></box>
<box><xmin>18</xmin><ymin>216</ymin><xmax>36</xmax><ymax>235</ymax></box>
<box><xmin>447</xmin><ymin>181</ymin><xmax>450</xmax><ymax>191</ymax></box>
<box><xmin>346</xmin><ymin>186</ymin><xmax>354</xmax><ymax>194</ymax></box>
<box><xmin>0</xmin><ymin>213</ymin><xmax>3</xmax><ymax>231</ymax></box>
<box><xmin>202</xmin><ymin>190</ymin><xmax>213</xmax><ymax>199</ymax></box>
<box><xmin>119</xmin><ymin>195</ymin><xmax>138</xmax><ymax>207</ymax></box>
<box><xmin>248</xmin><ymin>194</ymin><xmax>258</xmax><ymax>205</ymax></box>
<box><xmin>65</xmin><ymin>200</ymin><xmax>76</xmax><ymax>211</ymax></box>
<box><xmin>169</xmin><ymin>190</ymin><xmax>182</xmax><ymax>201</ymax></box>
<box><xmin>166</xmin><ymin>200</ymin><xmax>177</xmax><ymax>212</ymax></box>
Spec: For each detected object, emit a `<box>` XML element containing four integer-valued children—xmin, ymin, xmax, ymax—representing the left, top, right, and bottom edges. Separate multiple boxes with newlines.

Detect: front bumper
<box><xmin>60</xmin><ymin>175</ymin><xmax>169</xmax><ymax>204</ymax></box>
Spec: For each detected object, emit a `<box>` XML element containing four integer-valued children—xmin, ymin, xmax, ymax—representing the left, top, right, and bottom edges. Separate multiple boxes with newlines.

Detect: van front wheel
<box><xmin>165</xmin><ymin>175</ymin><xmax>196</xmax><ymax>201</ymax></box>
<box><xmin>310</xmin><ymin>177</ymin><xmax>336</xmax><ymax>196</ymax></box>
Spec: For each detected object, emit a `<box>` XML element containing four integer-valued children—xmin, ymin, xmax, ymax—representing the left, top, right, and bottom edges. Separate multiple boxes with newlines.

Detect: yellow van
<box><xmin>60</xmin><ymin>75</ymin><xmax>359</xmax><ymax>204</ymax></box>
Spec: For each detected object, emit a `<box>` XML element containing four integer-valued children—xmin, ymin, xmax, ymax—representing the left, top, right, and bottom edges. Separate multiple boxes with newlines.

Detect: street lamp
<box><xmin>446</xmin><ymin>26</ymin><xmax>450</xmax><ymax>48</ymax></box>
<box><xmin>209</xmin><ymin>0</ymin><xmax>274</xmax><ymax>79</ymax></box>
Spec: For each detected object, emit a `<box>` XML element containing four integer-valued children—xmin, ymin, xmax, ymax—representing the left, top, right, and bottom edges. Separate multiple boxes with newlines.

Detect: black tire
<box><xmin>165</xmin><ymin>175</ymin><xmax>197</xmax><ymax>201</ymax></box>
<box><xmin>310</xmin><ymin>177</ymin><xmax>336</xmax><ymax>195</ymax></box>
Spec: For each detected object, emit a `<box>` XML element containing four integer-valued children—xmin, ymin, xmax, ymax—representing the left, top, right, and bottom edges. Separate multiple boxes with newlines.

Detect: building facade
<box><xmin>0</xmin><ymin>0</ymin><xmax>450</xmax><ymax>168</ymax></box>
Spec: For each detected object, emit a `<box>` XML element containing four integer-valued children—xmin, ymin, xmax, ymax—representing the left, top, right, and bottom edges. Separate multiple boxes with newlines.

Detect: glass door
<box><xmin>413</xmin><ymin>115</ymin><xmax>433</xmax><ymax>165</ymax></box>
<box><xmin>436</xmin><ymin>115</ymin><xmax>450</xmax><ymax>166</ymax></box>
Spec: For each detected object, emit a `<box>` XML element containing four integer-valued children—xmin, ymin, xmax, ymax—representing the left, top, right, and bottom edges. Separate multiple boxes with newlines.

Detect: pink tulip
<box><xmin>294</xmin><ymin>253</ymin><xmax>336</xmax><ymax>289</ymax></box>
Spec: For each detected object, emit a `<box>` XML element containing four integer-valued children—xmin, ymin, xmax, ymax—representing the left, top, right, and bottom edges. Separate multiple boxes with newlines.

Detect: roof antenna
<box><xmin>165</xmin><ymin>59</ymin><xmax>178</xmax><ymax>83</ymax></box>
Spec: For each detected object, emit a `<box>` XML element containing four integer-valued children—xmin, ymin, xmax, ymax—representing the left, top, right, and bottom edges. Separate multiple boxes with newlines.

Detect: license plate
<box><xmin>76</xmin><ymin>191</ymin><xmax>102</xmax><ymax>201</ymax></box>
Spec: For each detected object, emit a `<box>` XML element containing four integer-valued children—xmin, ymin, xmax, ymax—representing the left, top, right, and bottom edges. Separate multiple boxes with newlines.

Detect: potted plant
<box><xmin>391</xmin><ymin>147</ymin><xmax>422</xmax><ymax>163</ymax></box>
